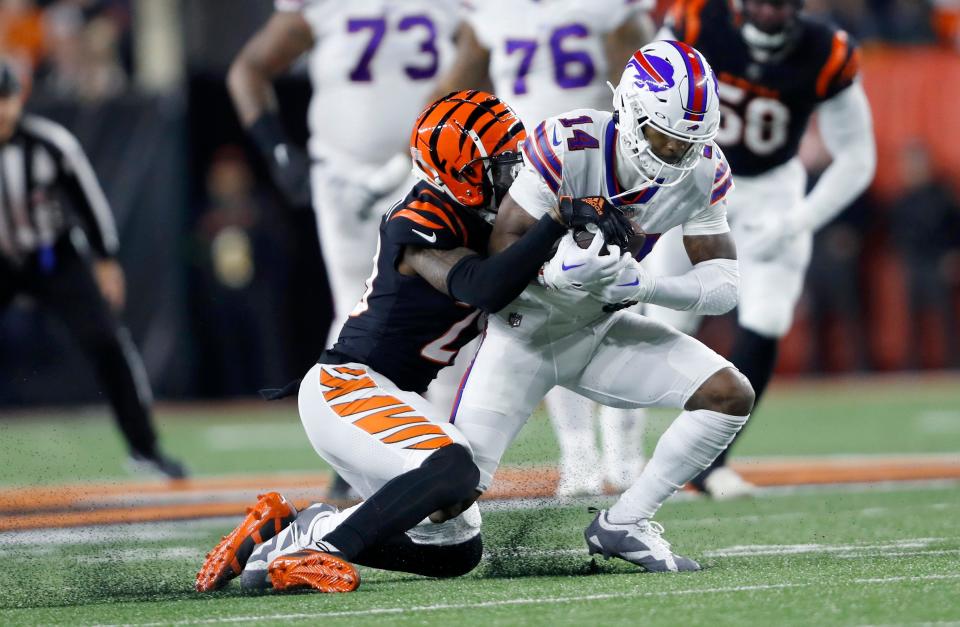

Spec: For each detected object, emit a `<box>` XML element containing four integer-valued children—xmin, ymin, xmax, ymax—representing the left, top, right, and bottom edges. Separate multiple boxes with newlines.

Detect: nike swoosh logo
<box><xmin>412</xmin><ymin>229</ymin><xmax>437</xmax><ymax>243</ymax></box>
<box><xmin>552</xmin><ymin>127</ymin><xmax>562</xmax><ymax>147</ymax></box>
<box><xmin>617</xmin><ymin>278</ymin><xmax>640</xmax><ymax>287</ymax></box>
<box><xmin>561</xmin><ymin>262</ymin><xmax>584</xmax><ymax>271</ymax></box>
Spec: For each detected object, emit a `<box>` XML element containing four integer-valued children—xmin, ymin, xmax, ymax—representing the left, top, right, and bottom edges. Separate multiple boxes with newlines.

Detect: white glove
<box><xmin>742</xmin><ymin>210</ymin><xmax>804</xmax><ymax>262</ymax></box>
<box><xmin>586</xmin><ymin>254</ymin><xmax>654</xmax><ymax>309</ymax></box>
<box><xmin>320</xmin><ymin>153</ymin><xmax>412</xmax><ymax>222</ymax></box>
<box><xmin>541</xmin><ymin>232</ymin><xmax>624</xmax><ymax>290</ymax></box>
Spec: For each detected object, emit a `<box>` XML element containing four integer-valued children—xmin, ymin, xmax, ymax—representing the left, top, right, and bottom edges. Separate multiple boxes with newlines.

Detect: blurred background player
<box><xmin>643</xmin><ymin>0</ymin><xmax>876</xmax><ymax>497</ymax></box>
<box><xmin>227</xmin><ymin>0</ymin><xmax>460</xmax><ymax>497</ymax></box>
<box><xmin>429</xmin><ymin>0</ymin><xmax>656</xmax><ymax>497</ymax></box>
<box><xmin>0</xmin><ymin>57</ymin><xmax>184</xmax><ymax>479</ymax></box>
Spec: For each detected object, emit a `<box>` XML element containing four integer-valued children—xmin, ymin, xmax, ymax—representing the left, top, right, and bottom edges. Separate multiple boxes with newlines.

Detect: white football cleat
<box><xmin>703</xmin><ymin>467</ymin><xmax>755</xmax><ymax>500</ymax></box>
<box><xmin>240</xmin><ymin>502</ymin><xmax>344</xmax><ymax>589</ymax></box>
<box><xmin>585</xmin><ymin>509</ymin><xmax>700</xmax><ymax>572</ymax></box>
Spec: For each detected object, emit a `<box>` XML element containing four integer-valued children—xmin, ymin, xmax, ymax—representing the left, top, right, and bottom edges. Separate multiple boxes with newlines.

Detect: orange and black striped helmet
<box><xmin>410</xmin><ymin>90</ymin><xmax>525</xmax><ymax>210</ymax></box>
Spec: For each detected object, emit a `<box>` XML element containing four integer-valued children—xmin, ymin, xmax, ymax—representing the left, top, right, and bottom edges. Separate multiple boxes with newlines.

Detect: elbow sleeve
<box><xmin>647</xmin><ymin>258</ymin><xmax>739</xmax><ymax>315</ymax></box>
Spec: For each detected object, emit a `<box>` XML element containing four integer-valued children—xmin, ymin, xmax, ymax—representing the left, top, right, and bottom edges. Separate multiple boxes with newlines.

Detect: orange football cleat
<box><xmin>268</xmin><ymin>549</ymin><xmax>360</xmax><ymax>593</ymax></box>
<box><xmin>195</xmin><ymin>492</ymin><xmax>297</xmax><ymax>592</ymax></box>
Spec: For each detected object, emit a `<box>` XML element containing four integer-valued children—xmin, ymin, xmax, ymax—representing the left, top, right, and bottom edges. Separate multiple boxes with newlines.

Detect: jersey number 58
<box><xmin>715</xmin><ymin>82</ymin><xmax>791</xmax><ymax>156</ymax></box>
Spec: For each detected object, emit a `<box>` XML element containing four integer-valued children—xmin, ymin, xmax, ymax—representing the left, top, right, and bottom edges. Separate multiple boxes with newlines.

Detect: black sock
<box><xmin>322</xmin><ymin>444</ymin><xmax>479</xmax><ymax>560</ymax></box>
<box><xmin>353</xmin><ymin>533</ymin><xmax>483</xmax><ymax>578</ymax></box>
<box><xmin>694</xmin><ymin>327</ymin><xmax>778</xmax><ymax>485</ymax></box>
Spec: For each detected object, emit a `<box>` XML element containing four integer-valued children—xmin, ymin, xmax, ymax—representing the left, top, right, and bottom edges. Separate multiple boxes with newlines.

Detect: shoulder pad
<box><xmin>386</xmin><ymin>187</ymin><xmax>469</xmax><ymax>250</ymax></box>
<box><xmin>698</xmin><ymin>143</ymin><xmax>734</xmax><ymax>205</ymax></box>
<box><xmin>810</xmin><ymin>26</ymin><xmax>861</xmax><ymax>101</ymax></box>
<box><xmin>521</xmin><ymin>109</ymin><xmax>608</xmax><ymax>195</ymax></box>
<box><xmin>665</xmin><ymin>0</ymin><xmax>729</xmax><ymax>45</ymax></box>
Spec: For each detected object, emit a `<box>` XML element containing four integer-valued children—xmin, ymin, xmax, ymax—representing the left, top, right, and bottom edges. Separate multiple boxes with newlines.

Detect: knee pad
<box><xmin>423</xmin><ymin>444</ymin><xmax>480</xmax><ymax>501</ymax></box>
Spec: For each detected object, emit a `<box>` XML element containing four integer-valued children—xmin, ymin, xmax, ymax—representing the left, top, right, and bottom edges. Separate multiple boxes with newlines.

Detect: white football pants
<box><xmin>452</xmin><ymin>310</ymin><xmax>732</xmax><ymax>490</ymax></box>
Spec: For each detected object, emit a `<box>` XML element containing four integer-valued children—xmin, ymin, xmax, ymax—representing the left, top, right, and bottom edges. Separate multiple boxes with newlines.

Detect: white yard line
<box><xmin>90</xmin><ymin>574</ymin><xmax>960</xmax><ymax>627</ymax></box>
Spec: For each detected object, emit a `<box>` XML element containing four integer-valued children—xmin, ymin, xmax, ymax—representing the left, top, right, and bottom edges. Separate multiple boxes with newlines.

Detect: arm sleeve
<box><xmin>646</xmin><ymin>257</ymin><xmax>739</xmax><ymax>315</ymax></box>
<box><xmin>446</xmin><ymin>215</ymin><xmax>565</xmax><ymax>312</ymax></box>
<box><xmin>57</xmin><ymin>131</ymin><xmax>119</xmax><ymax>258</ymax></box>
<box><xmin>791</xmin><ymin>81</ymin><xmax>876</xmax><ymax>233</ymax></box>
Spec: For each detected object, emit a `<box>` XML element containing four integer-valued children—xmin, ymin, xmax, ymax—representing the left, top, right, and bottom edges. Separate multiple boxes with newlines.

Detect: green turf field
<box><xmin>0</xmin><ymin>484</ymin><xmax>958</xmax><ymax>625</ymax></box>
<box><xmin>1</xmin><ymin>376</ymin><xmax>959</xmax><ymax>484</ymax></box>
<box><xmin>0</xmin><ymin>377</ymin><xmax>958</xmax><ymax>625</ymax></box>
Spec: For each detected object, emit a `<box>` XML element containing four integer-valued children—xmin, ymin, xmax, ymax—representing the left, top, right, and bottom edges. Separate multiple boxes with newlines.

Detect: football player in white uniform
<box><xmin>637</xmin><ymin>0</ymin><xmax>877</xmax><ymax>498</ymax></box>
<box><xmin>453</xmin><ymin>41</ymin><xmax>755</xmax><ymax>571</ymax></box>
<box><xmin>228</xmin><ymin>0</ymin><xmax>460</xmax><ymax>343</ymax></box>
<box><xmin>429</xmin><ymin>0</ymin><xmax>656</xmax><ymax>496</ymax></box>
<box><xmin>229</xmin><ymin>0</ymin><xmax>460</xmax><ymax>497</ymax></box>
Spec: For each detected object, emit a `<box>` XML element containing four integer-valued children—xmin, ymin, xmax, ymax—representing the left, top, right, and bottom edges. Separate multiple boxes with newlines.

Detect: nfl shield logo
<box><xmin>508</xmin><ymin>312</ymin><xmax>523</xmax><ymax>328</ymax></box>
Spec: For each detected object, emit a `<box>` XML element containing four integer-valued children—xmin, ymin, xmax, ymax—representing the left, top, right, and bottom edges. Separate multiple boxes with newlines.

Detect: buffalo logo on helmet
<box><xmin>628</xmin><ymin>52</ymin><xmax>675</xmax><ymax>94</ymax></box>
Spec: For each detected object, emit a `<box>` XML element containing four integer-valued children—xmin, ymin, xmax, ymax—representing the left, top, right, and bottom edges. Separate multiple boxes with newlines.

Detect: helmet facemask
<box><xmin>740</xmin><ymin>0</ymin><xmax>802</xmax><ymax>62</ymax></box>
<box><xmin>614</xmin><ymin>88</ymin><xmax>708</xmax><ymax>196</ymax></box>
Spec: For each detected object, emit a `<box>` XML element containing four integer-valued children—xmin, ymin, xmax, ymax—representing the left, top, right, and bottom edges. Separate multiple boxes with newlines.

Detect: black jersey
<box><xmin>330</xmin><ymin>182</ymin><xmax>491</xmax><ymax>394</ymax></box>
<box><xmin>665</xmin><ymin>0</ymin><xmax>860</xmax><ymax>176</ymax></box>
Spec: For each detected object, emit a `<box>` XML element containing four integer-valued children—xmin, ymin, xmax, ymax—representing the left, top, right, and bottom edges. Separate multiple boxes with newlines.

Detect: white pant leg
<box><xmin>567</xmin><ymin>313</ymin><xmax>746</xmax><ymax>521</ymax></box>
<box><xmin>426</xmin><ymin>336</ymin><xmax>479</xmax><ymax>419</ymax></box>
<box><xmin>729</xmin><ymin>159</ymin><xmax>811</xmax><ymax>338</ymax></box>
<box><xmin>452</xmin><ymin>316</ymin><xmax>597</xmax><ymax>491</ymax></box>
<box><xmin>298</xmin><ymin>362</ymin><xmax>471</xmax><ymax>500</ymax></box>
<box><xmin>569</xmin><ymin>311</ymin><xmax>732</xmax><ymax>409</ymax></box>
<box><xmin>598</xmin><ymin>404</ymin><xmax>645</xmax><ymax>491</ymax></box>
<box><xmin>310</xmin><ymin>164</ymin><xmax>386</xmax><ymax>344</ymax></box>
<box><xmin>640</xmin><ymin>225</ymin><xmax>701</xmax><ymax>336</ymax></box>
<box><xmin>544</xmin><ymin>387</ymin><xmax>603</xmax><ymax>495</ymax></box>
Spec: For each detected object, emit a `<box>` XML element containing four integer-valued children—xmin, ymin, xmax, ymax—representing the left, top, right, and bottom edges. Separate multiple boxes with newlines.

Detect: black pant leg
<box><xmin>29</xmin><ymin>241</ymin><xmax>158</xmax><ymax>456</ymax></box>
<box><xmin>352</xmin><ymin>533</ymin><xmax>483</xmax><ymax>579</ymax></box>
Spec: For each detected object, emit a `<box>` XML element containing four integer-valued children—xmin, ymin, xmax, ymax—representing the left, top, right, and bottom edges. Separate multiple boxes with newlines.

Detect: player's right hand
<box><xmin>558</xmin><ymin>196</ymin><xmax>633</xmax><ymax>248</ymax></box>
<box><xmin>268</xmin><ymin>142</ymin><xmax>312</xmax><ymax>208</ymax></box>
<box><xmin>541</xmin><ymin>231</ymin><xmax>624</xmax><ymax>290</ymax></box>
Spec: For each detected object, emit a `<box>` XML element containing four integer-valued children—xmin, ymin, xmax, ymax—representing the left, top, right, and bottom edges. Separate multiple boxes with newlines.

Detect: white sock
<box><xmin>607</xmin><ymin>409</ymin><xmax>748</xmax><ymax>522</ymax></box>
<box><xmin>599</xmin><ymin>406</ymin><xmax>646</xmax><ymax>490</ymax></box>
<box><xmin>309</xmin><ymin>502</ymin><xmax>361</xmax><ymax>546</ymax></box>
<box><xmin>544</xmin><ymin>387</ymin><xmax>601</xmax><ymax>491</ymax></box>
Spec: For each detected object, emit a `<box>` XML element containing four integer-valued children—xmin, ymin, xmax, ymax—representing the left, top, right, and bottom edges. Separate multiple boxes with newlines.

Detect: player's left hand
<box><xmin>321</xmin><ymin>154</ymin><xmax>409</xmax><ymax>222</ymax></box>
<box><xmin>541</xmin><ymin>231</ymin><xmax>624</xmax><ymax>290</ymax></box>
<box><xmin>94</xmin><ymin>258</ymin><xmax>126</xmax><ymax>312</ymax></box>
<box><xmin>558</xmin><ymin>195</ymin><xmax>633</xmax><ymax>248</ymax></box>
<box><xmin>745</xmin><ymin>211</ymin><xmax>803</xmax><ymax>262</ymax></box>
<box><xmin>586</xmin><ymin>254</ymin><xmax>654</xmax><ymax>310</ymax></box>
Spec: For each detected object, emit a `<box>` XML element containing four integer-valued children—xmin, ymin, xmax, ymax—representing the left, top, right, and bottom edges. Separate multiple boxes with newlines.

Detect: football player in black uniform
<box><xmin>635</xmin><ymin>0</ymin><xmax>877</xmax><ymax>498</ymax></box>
<box><xmin>195</xmin><ymin>90</ymin><xmax>632</xmax><ymax>593</ymax></box>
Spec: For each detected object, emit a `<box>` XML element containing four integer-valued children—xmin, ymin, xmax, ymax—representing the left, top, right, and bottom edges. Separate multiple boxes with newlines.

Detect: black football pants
<box><xmin>0</xmin><ymin>237</ymin><xmax>159</xmax><ymax>456</ymax></box>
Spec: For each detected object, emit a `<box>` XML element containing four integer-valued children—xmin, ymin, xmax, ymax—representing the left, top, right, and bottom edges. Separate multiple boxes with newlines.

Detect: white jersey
<box><xmin>276</xmin><ymin>0</ymin><xmax>459</xmax><ymax>167</ymax></box>
<box><xmin>506</xmin><ymin>108</ymin><xmax>733</xmax><ymax>338</ymax></box>
<box><xmin>462</xmin><ymin>0</ymin><xmax>650</xmax><ymax>130</ymax></box>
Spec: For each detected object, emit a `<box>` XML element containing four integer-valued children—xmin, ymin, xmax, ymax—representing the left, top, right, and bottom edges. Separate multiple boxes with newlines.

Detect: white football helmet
<box><xmin>612</xmin><ymin>40</ymin><xmax>720</xmax><ymax>191</ymax></box>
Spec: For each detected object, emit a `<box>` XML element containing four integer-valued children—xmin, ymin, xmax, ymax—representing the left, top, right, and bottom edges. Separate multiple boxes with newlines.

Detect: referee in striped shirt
<box><xmin>0</xmin><ymin>59</ymin><xmax>185</xmax><ymax>479</ymax></box>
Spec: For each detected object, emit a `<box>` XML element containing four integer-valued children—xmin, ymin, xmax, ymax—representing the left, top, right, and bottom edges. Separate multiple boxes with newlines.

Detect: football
<box><xmin>573</xmin><ymin>221</ymin><xmax>647</xmax><ymax>258</ymax></box>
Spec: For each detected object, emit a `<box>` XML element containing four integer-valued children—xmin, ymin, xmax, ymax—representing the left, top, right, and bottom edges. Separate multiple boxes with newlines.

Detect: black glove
<box><xmin>558</xmin><ymin>195</ymin><xmax>634</xmax><ymax>249</ymax></box>
<box><xmin>249</xmin><ymin>113</ymin><xmax>312</xmax><ymax>208</ymax></box>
